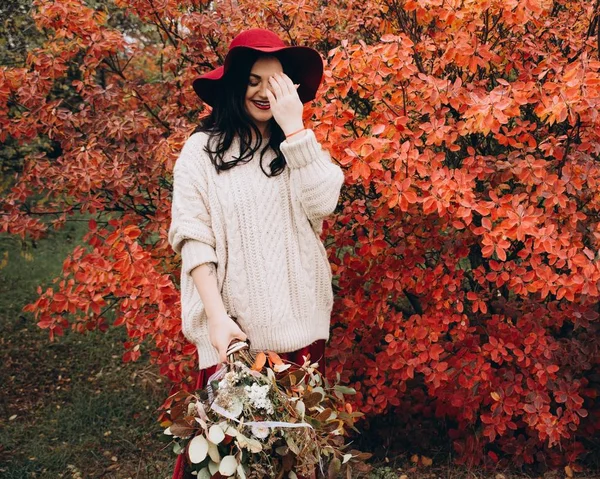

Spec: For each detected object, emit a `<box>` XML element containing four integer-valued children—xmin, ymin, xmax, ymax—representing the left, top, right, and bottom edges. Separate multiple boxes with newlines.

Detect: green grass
<box><xmin>0</xmin><ymin>220</ymin><xmax>173</xmax><ymax>478</ymax></box>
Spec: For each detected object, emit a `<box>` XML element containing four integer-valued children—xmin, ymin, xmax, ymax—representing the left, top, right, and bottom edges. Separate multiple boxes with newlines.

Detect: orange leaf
<box><xmin>267</xmin><ymin>351</ymin><xmax>283</xmax><ymax>366</ymax></box>
<box><xmin>252</xmin><ymin>352</ymin><xmax>267</xmax><ymax>371</ymax></box>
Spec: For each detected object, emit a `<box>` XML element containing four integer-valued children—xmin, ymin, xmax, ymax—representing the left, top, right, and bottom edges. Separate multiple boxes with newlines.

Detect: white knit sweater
<box><xmin>168</xmin><ymin>129</ymin><xmax>345</xmax><ymax>369</ymax></box>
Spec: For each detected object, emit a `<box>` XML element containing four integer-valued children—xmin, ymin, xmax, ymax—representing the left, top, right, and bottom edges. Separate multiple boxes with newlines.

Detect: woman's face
<box><xmin>244</xmin><ymin>56</ymin><xmax>283</xmax><ymax>133</ymax></box>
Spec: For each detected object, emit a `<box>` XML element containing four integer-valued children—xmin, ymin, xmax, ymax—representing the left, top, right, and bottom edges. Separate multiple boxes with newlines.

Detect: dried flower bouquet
<box><xmin>163</xmin><ymin>341</ymin><xmax>371</xmax><ymax>478</ymax></box>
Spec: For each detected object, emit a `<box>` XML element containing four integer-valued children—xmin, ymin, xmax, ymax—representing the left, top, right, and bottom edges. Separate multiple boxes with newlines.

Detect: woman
<box><xmin>168</xmin><ymin>28</ymin><xmax>344</xmax><ymax>478</ymax></box>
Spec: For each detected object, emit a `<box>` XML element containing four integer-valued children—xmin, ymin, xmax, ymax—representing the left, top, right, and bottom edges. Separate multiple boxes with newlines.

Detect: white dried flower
<box><xmin>251</xmin><ymin>423</ymin><xmax>270</xmax><ymax>439</ymax></box>
<box><xmin>244</xmin><ymin>383</ymin><xmax>274</xmax><ymax>414</ymax></box>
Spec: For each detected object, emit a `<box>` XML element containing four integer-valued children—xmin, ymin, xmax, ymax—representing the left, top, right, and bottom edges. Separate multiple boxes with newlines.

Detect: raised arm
<box><xmin>280</xmin><ymin>129</ymin><xmax>345</xmax><ymax>234</ymax></box>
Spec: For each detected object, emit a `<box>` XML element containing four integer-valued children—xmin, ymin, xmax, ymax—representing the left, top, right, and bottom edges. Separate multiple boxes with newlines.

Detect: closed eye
<box><xmin>249</xmin><ymin>73</ymin><xmax>261</xmax><ymax>87</ymax></box>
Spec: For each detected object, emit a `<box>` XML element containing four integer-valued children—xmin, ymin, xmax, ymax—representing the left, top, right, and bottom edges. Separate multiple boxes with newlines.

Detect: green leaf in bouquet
<box><xmin>188</xmin><ymin>435</ymin><xmax>209</xmax><ymax>463</ymax></box>
<box><xmin>197</xmin><ymin>468</ymin><xmax>211</xmax><ymax>479</ymax></box>
<box><xmin>219</xmin><ymin>455</ymin><xmax>238</xmax><ymax>476</ymax></box>
<box><xmin>210</xmin><ymin>379</ymin><xmax>220</xmax><ymax>392</ymax></box>
<box><xmin>172</xmin><ymin>442</ymin><xmax>185</xmax><ymax>455</ymax></box>
<box><xmin>337</xmin><ymin>411</ymin><xmax>364</xmax><ymax>421</ymax></box>
<box><xmin>333</xmin><ymin>385</ymin><xmax>356</xmax><ymax>396</ymax></box>
<box><xmin>208</xmin><ymin>460</ymin><xmax>219</xmax><ymax>475</ymax></box>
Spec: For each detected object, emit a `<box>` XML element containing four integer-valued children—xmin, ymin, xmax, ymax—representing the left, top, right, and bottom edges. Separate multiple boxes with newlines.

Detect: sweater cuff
<box><xmin>195</xmin><ymin>337</ymin><xmax>221</xmax><ymax>370</ymax></box>
<box><xmin>280</xmin><ymin>129</ymin><xmax>322</xmax><ymax>169</ymax></box>
<box><xmin>181</xmin><ymin>240</ymin><xmax>217</xmax><ymax>276</ymax></box>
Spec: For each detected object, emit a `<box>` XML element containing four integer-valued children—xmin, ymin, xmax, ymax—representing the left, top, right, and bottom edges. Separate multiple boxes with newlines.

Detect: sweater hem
<box><xmin>194</xmin><ymin>308</ymin><xmax>331</xmax><ymax>370</ymax></box>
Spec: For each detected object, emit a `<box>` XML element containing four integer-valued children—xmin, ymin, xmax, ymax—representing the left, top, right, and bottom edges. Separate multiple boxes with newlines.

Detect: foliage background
<box><xmin>2</xmin><ymin>0</ymin><xmax>600</xmax><ymax>471</ymax></box>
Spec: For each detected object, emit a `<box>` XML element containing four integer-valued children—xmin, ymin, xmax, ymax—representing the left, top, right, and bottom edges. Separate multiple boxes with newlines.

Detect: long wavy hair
<box><xmin>195</xmin><ymin>51</ymin><xmax>293</xmax><ymax>177</ymax></box>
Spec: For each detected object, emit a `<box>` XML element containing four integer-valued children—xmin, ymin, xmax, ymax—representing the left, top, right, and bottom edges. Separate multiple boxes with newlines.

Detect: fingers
<box><xmin>269</xmin><ymin>74</ymin><xmax>284</xmax><ymax>98</ymax></box>
<box><xmin>224</xmin><ymin>328</ymin><xmax>247</xmax><ymax>362</ymax></box>
<box><xmin>270</xmin><ymin>72</ymin><xmax>297</xmax><ymax>97</ymax></box>
<box><xmin>218</xmin><ymin>346</ymin><xmax>227</xmax><ymax>363</ymax></box>
<box><xmin>280</xmin><ymin>73</ymin><xmax>296</xmax><ymax>94</ymax></box>
<box><xmin>265</xmin><ymin>88</ymin><xmax>276</xmax><ymax>105</ymax></box>
<box><xmin>233</xmin><ymin>323</ymin><xmax>247</xmax><ymax>342</ymax></box>
<box><xmin>278</xmin><ymin>73</ymin><xmax>296</xmax><ymax>96</ymax></box>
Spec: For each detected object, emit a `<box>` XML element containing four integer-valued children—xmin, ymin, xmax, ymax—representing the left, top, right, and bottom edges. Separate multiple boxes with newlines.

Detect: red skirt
<box><xmin>172</xmin><ymin>340</ymin><xmax>326</xmax><ymax>479</ymax></box>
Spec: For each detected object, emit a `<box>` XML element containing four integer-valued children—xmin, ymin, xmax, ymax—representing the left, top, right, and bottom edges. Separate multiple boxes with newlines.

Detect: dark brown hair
<box><xmin>195</xmin><ymin>51</ymin><xmax>291</xmax><ymax>177</ymax></box>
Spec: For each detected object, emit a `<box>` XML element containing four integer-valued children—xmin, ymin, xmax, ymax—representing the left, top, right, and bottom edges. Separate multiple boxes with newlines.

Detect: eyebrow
<box><xmin>249</xmin><ymin>73</ymin><xmax>262</xmax><ymax>80</ymax></box>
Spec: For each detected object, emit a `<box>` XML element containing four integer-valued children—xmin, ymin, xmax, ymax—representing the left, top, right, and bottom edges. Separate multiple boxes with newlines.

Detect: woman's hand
<box><xmin>207</xmin><ymin>312</ymin><xmax>247</xmax><ymax>363</ymax></box>
<box><xmin>265</xmin><ymin>72</ymin><xmax>305</xmax><ymax>136</ymax></box>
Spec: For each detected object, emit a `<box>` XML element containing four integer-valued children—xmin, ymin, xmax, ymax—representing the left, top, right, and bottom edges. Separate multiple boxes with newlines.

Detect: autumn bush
<box><xmin>3</xmin><ymin>0</ymin><xmax>600</xmax><ymax>469</ymax></box>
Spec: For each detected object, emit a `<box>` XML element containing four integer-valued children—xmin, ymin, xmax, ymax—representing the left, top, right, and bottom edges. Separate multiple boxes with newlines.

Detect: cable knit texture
<box><xmin>168</xmin><ymin>129</ymin><xmax>344</xmax><ymax>369</ymax></box>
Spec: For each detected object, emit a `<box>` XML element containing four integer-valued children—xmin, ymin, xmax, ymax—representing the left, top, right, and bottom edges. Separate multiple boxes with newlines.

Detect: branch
<box><xmin>402</xmin><ymin>288</ymin><xmax>423</xmax><ymax>315</ymax></box>
<box><xmin>132</xmin><ymin>89</ymin><xmax>172</xmax><ymax>132</ymax></box>
<box><xmin>147</xmin><ymin>0</ymin><xmax>179</xmax><ymax>48</ymax></box>
<box><xmin>101</xmin><ymin>59</ymin><xmax>172</xmax><ymax>133</ymax></box>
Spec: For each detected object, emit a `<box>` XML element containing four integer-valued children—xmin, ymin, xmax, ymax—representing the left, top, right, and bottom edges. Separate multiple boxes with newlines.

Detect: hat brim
<box><xmin>192</xmin><ymin>45</ymin><xmax>323</xmax><ymax>107</ymax></box>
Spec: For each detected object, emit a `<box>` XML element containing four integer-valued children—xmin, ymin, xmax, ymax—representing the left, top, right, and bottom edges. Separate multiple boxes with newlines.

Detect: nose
<box><xmin>258</xmin><ymin>80</ymin><xmax>271</xmax><ymax>99</ymax></box>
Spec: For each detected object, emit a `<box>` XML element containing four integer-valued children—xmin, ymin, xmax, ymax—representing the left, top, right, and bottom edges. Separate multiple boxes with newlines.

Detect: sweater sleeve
<box><xmin>168</xmin><ymin>134</ymin><xmax>218</xmax><ymax>275</ymax></box>
<box><xmin>280</xmin><ymin>129</ymin><xmax>344</xmax><ymax>234</ymax></box>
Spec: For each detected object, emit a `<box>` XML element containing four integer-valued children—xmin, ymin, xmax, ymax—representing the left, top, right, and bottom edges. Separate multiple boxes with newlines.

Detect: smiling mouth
<box><xmin>252</xmin><ymin>100</ymin><xmax>270</xmax><ymax>110</ymax></box>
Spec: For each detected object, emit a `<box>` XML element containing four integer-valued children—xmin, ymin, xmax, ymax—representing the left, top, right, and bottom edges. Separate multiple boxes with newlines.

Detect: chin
<box><xmin>246</xmin><ymin>108</ymin><xmax>272</xmax><ymax>125</ymax></box>
<box><xmin>253</xmin><ymin>111</ymin><xmax>272</xmax><ymax>120</ymax></box>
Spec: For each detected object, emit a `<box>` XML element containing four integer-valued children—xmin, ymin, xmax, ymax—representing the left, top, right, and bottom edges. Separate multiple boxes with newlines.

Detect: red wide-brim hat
<box><xmin>192</xmin><ymin>29</ymin><xmax>324</xmax><ymax>107</ymax></box>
